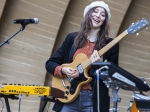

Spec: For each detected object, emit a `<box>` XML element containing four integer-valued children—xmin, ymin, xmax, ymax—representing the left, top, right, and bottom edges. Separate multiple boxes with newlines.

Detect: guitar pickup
<box><xmin>77</xmin><ymin>64</ymin><xmax>83</xmax><ymax>74</ymax></box>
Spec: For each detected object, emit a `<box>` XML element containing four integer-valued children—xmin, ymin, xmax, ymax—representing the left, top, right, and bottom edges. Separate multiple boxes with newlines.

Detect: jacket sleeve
<box><xmin>45</xmin><ymin>33</ymin><xmax>74</xmax><ymax>75</ymax></box>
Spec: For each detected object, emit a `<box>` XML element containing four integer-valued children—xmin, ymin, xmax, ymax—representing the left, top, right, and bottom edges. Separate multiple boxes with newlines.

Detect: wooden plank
<box><xmin>0</xmin><ymin>0</ymin><xmax>70</xmax><ymax>112</ymax></box>
<box><xmin>0</xmin><ymin>0</ymin><xmax>6</xmax><ymax>18</ymax></box>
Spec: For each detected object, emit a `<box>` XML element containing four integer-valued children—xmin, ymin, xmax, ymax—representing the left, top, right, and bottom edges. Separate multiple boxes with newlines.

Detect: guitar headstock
<box><xmin>127</xmin><ymin>18</ymin><xmax>149</xmax><ymax>34</ymax></box>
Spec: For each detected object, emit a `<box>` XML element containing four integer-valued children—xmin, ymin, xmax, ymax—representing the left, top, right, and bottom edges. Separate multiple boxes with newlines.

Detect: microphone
<box><xmin>14</xmin><ymin>18</ymin><xmax>39</xmax><ymax>25</ymax></box>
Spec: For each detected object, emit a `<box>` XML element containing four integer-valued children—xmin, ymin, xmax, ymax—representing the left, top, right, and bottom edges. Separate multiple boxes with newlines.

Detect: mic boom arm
<box><xmin>0</xmin><ymin>18</ymin><xmax>39</xmax><ymax>47</ymax></box>
<box><xmin>0</xmin><ymin>26</ymin><xmax>24</xmax><ymax>47</ymax></box>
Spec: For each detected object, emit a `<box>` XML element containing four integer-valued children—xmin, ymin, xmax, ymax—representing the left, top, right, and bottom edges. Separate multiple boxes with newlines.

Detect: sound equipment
<box><xmin>0</xmin><ymin>83</ymin><xmax>64</xmax><ymax>98</ymax></box>
<box><xmin>14</xmin><ymin>18</ymin><xmax>39</xmax><ymax>25</ymax></box>
<box><xmin>0</xmin><ymin>84</ymin><xmax>64</xmax><ymax>112</ymax></box>
<box><xmin>129</xmin><ymin>94</ymin><xmax>150</xmax><ymax>112</ymax></box>
<box><xmin>91</xmin><ymin>62</ymin><xmax>150</xmax><ymax>92</ymax></box>
<box><xmin>91</xmin><ymin>62</ymin><xmax>150</xmax><ymax>112</ymax></box>
<box><xmin>0</xmin><ymin>84</ymin><xmax>50</xmax><ymax>96</ymax></box>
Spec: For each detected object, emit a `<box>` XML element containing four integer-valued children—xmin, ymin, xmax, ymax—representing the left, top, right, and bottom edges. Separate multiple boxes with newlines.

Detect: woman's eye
<box><xmin>94</xmin><ymin>10</ymin><xmax>98</xmax><ymax>13</ymax></box>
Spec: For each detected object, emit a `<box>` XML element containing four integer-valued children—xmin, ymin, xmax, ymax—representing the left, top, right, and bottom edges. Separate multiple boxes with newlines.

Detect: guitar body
<box><xmin>52</xmin><ymin>53</ymin><xmax>92</xmax><ymax>103</ymax></box>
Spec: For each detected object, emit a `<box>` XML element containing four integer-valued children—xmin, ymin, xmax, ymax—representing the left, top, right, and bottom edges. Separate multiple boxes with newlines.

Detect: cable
<box><xmin>18</xmin><ymin>94</ymin><xmax>22</xmax><ymax>112</ymax></box>
<box><xmin>0</xmin><ymin>98</ymin><xmax>4</xmax><ymax>112</ymax></box>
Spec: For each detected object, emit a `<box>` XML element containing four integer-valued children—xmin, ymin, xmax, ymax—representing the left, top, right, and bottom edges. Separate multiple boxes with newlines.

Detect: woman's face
<box><xmin>90</xmin><ymin>7</ymin><xmax>106</xmax><ymax>29</ymax></box>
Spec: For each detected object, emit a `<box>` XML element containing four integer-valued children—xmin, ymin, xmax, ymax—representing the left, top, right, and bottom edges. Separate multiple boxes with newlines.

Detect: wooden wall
<box><xmin>0</xmin><ymin>0</ymin><xmax>6</xmax><ymax>19</ymax></box>
<box><xmin>0</xmin><ymin>0</ymin><xmax>150</xmax><ymax>112</ymax></box>
<box><xmin>53</xmin><ymin>0</ymin><xmax>132</xmax><ymax>52</ymax></box>
<box><xmin>117</xmin><ymin>0</ymin><xmax>150</xmax><ymax>111</ymax></box>
<box><xmin>0</xmin><ymin>0</ymin><xmax>70</xmax><ymax>112</ymax></box>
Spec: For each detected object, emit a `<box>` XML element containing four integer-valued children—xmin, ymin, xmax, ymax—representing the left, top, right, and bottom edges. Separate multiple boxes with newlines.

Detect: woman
<box><xmin>46</xmin><ymin>1</ymin><xmax>119</xmax><ymax>112</ymax></box>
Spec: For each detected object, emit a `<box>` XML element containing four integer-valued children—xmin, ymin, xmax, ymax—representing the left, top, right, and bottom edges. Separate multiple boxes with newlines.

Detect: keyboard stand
<box><xmin>102</xmin><ymin>75</ymin><xmax>121</xmax><ymax>112</ymax></box>
<box><xmin>39</xmin><ymin>96</ymin><xmax>56</xmax><ymax>112</ymax></box>
<box><xmin>0</xmin><ymin>94</ymin><xmax>19</xmax><ymax>112</ymax></box>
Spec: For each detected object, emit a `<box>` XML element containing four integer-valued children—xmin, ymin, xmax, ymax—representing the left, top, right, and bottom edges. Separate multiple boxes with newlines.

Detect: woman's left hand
<box><xmin>90</xmin><ymin>50</ymin><xmax>103</xmax><ymax>63</ymax></box>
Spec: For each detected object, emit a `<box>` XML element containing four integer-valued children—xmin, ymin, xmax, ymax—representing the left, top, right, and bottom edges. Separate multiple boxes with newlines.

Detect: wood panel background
<box><xmin>0</xmin><ymin>0</ymin><xmax>6</xmax><ymax>19</ymax></box>
<box><xmin>117</xmin><ymin>0</ymin><xmax>150</xmax><ymax>111</ymax></box>
<box><xmin>0</xmin><ymin>0</ymin><xmax>70</xmax><ymax>112</ymax></box>
<box><xmin>0</xmin><ymin>0</ymin><xmax>150</xmax><ymax>112</ymax></box>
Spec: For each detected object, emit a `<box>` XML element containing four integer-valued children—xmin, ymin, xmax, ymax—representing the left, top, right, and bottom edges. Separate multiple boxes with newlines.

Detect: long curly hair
<box><xmin>74</xmin><ymin>7</ymin><xmax>110</xmax><ymax>50</ymax></box>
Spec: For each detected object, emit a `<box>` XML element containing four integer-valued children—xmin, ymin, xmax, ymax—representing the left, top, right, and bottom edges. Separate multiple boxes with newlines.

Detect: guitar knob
<box><xmin>136</xmin><ymin>33</ymin><xmax>139</xmax><ymax>36</ymax></box>
<box><xmin>64</xmin><ymin>96</ymin><xmax>68</xmax><ymax>99</ymax></box>
<box><xmin>66</xmin><ymin>91</ymin><xmax>69</xmax><ymax>95</ymax></box>
<box><xmin>66</xmin><ymin>86</ymin><xmax>70</xmax><ymax>89</ymax></box>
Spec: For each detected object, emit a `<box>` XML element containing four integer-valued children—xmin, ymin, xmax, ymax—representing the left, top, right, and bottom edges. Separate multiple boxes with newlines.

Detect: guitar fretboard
<box><xmin>99</xmin><ymin>30</ymin><xmax>127</xmax><ymax>56</ymax></box>
<box><xmin>81</xmin><ymin>30</ymin><xmax>128</xmax><ymax>70</ymax></box>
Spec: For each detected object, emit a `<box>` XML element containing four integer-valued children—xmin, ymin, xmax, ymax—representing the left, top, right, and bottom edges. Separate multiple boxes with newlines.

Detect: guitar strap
<box><xmin>68</xmin><ymin>43</ymin><xmax>77</xmax><ymax>62</ymax></box>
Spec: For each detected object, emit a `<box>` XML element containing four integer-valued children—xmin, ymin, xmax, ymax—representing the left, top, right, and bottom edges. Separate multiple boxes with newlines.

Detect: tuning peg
<box><xmin>136</xmin><ymin>33</ymin><xmax>139</xmax><ymax>36</ymax></box>
<box><xmin>146</xmin><ymin>27</ymin><xmax>148</xmax><ymax>30</ymax></box>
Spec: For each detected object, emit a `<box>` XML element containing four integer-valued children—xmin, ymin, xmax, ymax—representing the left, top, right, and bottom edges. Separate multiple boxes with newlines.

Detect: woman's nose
<box><xmin>95</xmin><ymin>13</ymin><xmax>100</xmax><ymax>18</ymax></box>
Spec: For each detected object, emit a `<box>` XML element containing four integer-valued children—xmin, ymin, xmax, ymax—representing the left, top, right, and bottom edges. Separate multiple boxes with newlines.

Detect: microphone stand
<box><xmin>0</xmin><ymin>24</ymin><xmax>26</xmax><ymax>47</ymax></box>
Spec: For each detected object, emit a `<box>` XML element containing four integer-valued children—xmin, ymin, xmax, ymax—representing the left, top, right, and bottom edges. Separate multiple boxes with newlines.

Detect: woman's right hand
<box><xmin>62</xmin><ymin>67</ymin><xmax>79</xmax><ymax>78</ymax></box>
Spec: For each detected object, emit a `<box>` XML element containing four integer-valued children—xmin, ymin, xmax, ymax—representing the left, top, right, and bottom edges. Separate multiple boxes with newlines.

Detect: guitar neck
<box><xmin>81</xmin><ymin>30</ymin><xmax>128</xmax><ymax>69</ymax></box>
<box><xmin>99</xmin><ymin>30</ymin><xmax>128</xmax><ymax>56</ymax></box>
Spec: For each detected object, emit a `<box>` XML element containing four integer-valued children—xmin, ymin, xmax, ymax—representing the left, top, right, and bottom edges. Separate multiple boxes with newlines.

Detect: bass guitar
<box><xmin>52</xmin><ymin>18</ymin><xmax>149</xmax><ymax>103</ymax></box>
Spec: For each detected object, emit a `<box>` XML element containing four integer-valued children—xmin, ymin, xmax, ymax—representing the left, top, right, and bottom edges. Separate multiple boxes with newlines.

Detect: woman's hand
<box><xmin>90</xmin><ymin>50</ymin><xmax>103</xmax><ymax>63</ymax></box>
<box><xmin>62</xmin><ymin>67</ymin><xmax>79</xmax><ymax>78</ymax></box>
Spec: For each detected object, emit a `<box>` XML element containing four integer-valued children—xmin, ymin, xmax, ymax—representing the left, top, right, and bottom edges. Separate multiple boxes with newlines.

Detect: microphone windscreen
<box><xmin>33</xmin><ymin>18</ymin><xmax>39</xmax><ymax>24</ymax></box>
